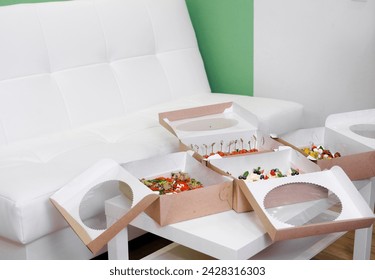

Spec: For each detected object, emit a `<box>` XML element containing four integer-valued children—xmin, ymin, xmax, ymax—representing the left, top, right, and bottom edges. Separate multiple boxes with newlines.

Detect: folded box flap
<box><xmin>159</xmin><ymin>102</ymin><xmax>259</xmax><ymax>139</ymax></box>
<box><xmin>87</xmin><ymin>193</ymin><xmax>158</xmax><ymax>254</ymax></box>
<box><xmin>238</xmin><ymin>166</ymin><xmax>375</xmax><ymax>241</ymax></box>
<box><xmin>159</xmin><ymin>102</ymin><xmax>234</xmax><ymax>123</ymax></box>
<box><xmin>50</xmin><ymin>158</ymin><xmax>158</xmax><ymax>254</ymax></box>
<box><xmin>159</xmin><ymin>102</ymin><xmax>233</xmax><ymax>137</ymax></box>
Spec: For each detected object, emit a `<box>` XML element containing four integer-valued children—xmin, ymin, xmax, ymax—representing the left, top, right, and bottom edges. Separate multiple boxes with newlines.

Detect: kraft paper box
<box><xmin>121</xmin><ymin>151</ymin><xmax>233</xmax><ymax>226</ymax></box>
<box><xmin>275</xmin><ymin>125</ymin><xmax>375</xmax><ymax>181</ymax></box>
<box><xmin>50</xmin><ymin>152</ymin><xmax>232</xmax><ymax>254</ymax></box>
<box><xmin>239</xmin><ymin>166</ymin><xmax>375</xmax><ymax>241</ymax></box>
<box><xmin>159</xmin><ymin>102</ymin><xmax>282</xmax><ymax>161</ymax></box>
<box><xmin>207</xmin><ymin>147</ymin><xmax>322</xmax><ymax>213</ymax></box>
<box><xmin>50</xmin><ymin>159</ymin><xmax>159</xmax><ymax>254</ymax></box>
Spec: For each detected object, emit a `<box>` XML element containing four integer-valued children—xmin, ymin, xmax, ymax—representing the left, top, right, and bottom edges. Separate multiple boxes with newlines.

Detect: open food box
<box><xmin>207</xmin><ymin>147</ymin><xmax>322</xmax><ymax>213</ymax></box>
<box><xmin>50</xmin><ymin>152</ymin><xmax>233</xmax><ymax>254</ymax></box>
<box><xmin>240</xmin><ymin>166</ymin><xmax>375</xmax><ymax>241</ymax></box>
<box><xmin>50</xmin><ymin>106</ymin><xmax>375</xmax><ymax>253</ymax></box>
<box><xmin>208</xmin><ymin>147</ymin><xmax>375</xmax><ymax>241</ymax></box>
<box><xmin>120</xmin><ymin>151</ymin><xmax>233</xmax><ymax>226</ymax></box>
<box><xmin>274</xmin><ymin>122</ymin><xmax>375</xmax><ymax>181</ymax></box>
<box><xmin>159</xmin><ymin>102</ymin><xmax>282</xmax><ymax>161</ymax></box>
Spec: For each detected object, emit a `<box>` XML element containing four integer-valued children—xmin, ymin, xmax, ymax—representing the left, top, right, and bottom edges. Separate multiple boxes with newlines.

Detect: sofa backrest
<box><xmin>0</xmin><ymin>0</ymin><xmax>210</xmax><ymax>145</ymax></box>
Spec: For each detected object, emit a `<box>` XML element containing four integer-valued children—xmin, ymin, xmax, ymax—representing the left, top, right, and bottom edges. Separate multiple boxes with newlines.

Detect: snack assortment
<box><xmin>238</xmin><ymin>167</ymin><xmax>300</xmax><ymax>182</ymax></box>
<box><xmin>190</xmin><ymin>136</ymin><xmax>262</xmax><ymax>158</ymax></box>
<box><xmin>140</xmin><ymin>171</ymin><xmax>203</xmax><ymax>195</ymax></box>
<box><xmin>302</xmin><ymin>144</ymin><xmax>341</xmax><ymax>160</ymax></box>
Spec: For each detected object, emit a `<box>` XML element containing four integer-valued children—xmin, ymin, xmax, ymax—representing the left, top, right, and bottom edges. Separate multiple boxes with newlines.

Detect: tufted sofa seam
<box><xmin>34</xmin><ymin>5</ymin><xmax>52</xmax><ymax>74</ymax></box>
<box><xmin>0</xmin><ymin>48</ymin><xmax>199</xmax><ymax>85</ymax></box>
<box><xmin>142</xmin><ymin>0</ymin><xmax>175</xmax><ymax>100</ymax></box>
<box><xmin>50</xmin><ymin>74</ymin><xmax>74</xmax><ymax>129</ymax></box>
<box><xmin>35</xmin><ymin>5</ymin><xmax>74</xmax><ymax>129</ymax></box>
<box><xmin>142</xmin><ymin>0</ymin><xmax>159</xmax><ymax>55</ymax></box>
<box><xmin>154</xmin><ymin>56</ymin><xmax>175</xmax><ymax>100</ymax></box>
<box><xmin>91</xmin><ymin>0</ymin><xmax>128</xmax><ymax>115</ymax></box>
<box><xmin>91</xmin><ymin>0</ymin><xmax>110</xmax><ymax>63</ymax></box>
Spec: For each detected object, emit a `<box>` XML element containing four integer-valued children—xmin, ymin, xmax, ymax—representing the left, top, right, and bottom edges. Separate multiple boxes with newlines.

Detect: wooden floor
<box><xmin>93</xmin><ymin>233</ymin><xmax>172</xmax><ymax>260</ymax></box>
<box><xmin>128</xmin><ymin>233</ymin><xmax>172</xmax><ymax>260</ymax></box>
<box><xmin>312</xmin><ymin>226</ymin><xmax>375</xmax><ymax>260</ymax></box>
<box><xmin>94</xmin><ymin>225</ymin><xmax>374</xmax><ymax>260</ymax></box>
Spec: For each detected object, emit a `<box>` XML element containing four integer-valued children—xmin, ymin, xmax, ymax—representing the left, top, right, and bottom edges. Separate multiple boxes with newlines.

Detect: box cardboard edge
<box><xmin>317</xmin><ymin>151</ymin><xmax>375</xmax><ymax>181</ymax></box>
<box><xmin>158</xmin><ymin>102</ymin><xmax>234</xmax><ymax>139</ymax></box>
<box><xmin>146</xmin><ymin>181</ymin><xmax>233</xmax><ymax>227</ymax></box>
<box><xmin>237</xmin><ymin>183</ymin><xmax>276</xmax><ymax>238</ymax></box>
<box><xmin>275</xmin><ymin>136</ymin><xmax>375</xmax><ymax>181</ymax></box>
<box><xmin>50</xmin><ymin>198</ymin><xmax>92</xmax><ymax>246</ymax></box>
<box><xmin>87</xmin><ymin>193</ymin><xmax>159</xmax><ymax>254</ymax></box>
<box><xmin>272</xmin><ymin>217</ymin><xmax>375</xmax><ymax>242</ymax></box>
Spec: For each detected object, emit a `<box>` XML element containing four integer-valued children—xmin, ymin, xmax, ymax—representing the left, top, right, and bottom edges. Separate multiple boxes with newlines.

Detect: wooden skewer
<box><xmin>211</xmin><ymin>142</ymin><xmax>215</xmax><ymax>154</ymax></box>
<box><xmin>194</xmin><ymin>144</ymin><xmax>199</xmax><ymax>153</ymax></box>
<box><xmin>253</xmin><ymin>135</ymin><xmax>257</xmax><ymax>150</ymax></box>
<box><xmin>228</xmin><ymin>141</ymin><xmax>234</xmax><ymax>154</ymax></box>
<box><xmin>203</xmin><ymin>144</ymin><xmax>208</xmax><ymax>156</ymax></box>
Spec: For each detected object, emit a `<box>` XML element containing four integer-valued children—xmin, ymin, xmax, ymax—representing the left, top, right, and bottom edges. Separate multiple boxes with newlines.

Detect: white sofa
<box><xmin>0</xmin><ymin>0</ymin><xmax>304</xmax><ymax>259</ymax></box>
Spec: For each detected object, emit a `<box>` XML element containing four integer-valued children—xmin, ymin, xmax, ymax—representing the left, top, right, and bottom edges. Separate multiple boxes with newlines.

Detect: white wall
<box><xmin>254</xmin><ymin>0</ymin><xmax>375</xmax><ymax>127</ymax></box>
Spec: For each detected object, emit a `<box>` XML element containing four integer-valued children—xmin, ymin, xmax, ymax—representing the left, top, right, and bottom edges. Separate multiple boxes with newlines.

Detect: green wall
<box><xmin>186</xmin><ymin>0</ymin><xmax>253</xmax><ymax>96</ymax></box>
<box><xmin>0</xmin><ymin>0</ymin><xmax>253</xmax><ymax>96</ymax></box>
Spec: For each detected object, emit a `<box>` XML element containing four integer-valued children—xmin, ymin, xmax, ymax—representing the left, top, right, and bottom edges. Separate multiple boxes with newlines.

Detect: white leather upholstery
<box><xmin>0</xmin><ymin>0</ymin><xmax>303</xmax><ymax>256</ymax></box>
<box><xmin>0</xmin><ymin>0</ymin><xmax>210</xmax><ymax>144</ymax></box>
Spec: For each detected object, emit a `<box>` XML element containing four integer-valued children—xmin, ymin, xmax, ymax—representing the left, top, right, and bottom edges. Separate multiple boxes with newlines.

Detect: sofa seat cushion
<box><xmin>0</xmin><ymin>131</ymin><xmax>178</xmax><ymax>245</ymax></box>
<box><xmin>0</xmin><ymin>93</ymin><xmax>303</xmax><ymax>244</ymax></box>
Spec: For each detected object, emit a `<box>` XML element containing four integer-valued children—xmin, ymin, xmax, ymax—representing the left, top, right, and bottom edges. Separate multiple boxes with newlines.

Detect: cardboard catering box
<box><xmin>207</xmin><ymin>147</ymin><xmax>322</xmax><ymax>213</ymax></box>
<box><xmin>208</xmin><ymin>146</ymin><xmax>375</xmax><ymax>241</ymax></box>
<box><xmin>120</xmin><ymin>151</ymin><xmax>233</xmax><ymax>226</ymax></box>
<box><xmin>239</xmin><ymin>166</ymin><xmax>375</xmax><ymax>242</ymax></box>
<box><xmin>274</xmin><ymin>126</ymin><xmax>375</xmax><ymax>181</ymax></box>
<box><xmin>50</xmin><ymin>152</ymin><xmax>233</xmax><ymax>254</ymax></box>
<box><xmin>159</xmin><ymin>102</ymin><xmax>282</xmax><ymax>161</ymax></box>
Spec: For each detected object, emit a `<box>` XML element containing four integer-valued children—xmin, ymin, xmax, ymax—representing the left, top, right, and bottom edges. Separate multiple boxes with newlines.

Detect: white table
<box><xmin>105</xmin><ymin>179</ymin><xmax>374</xmax><ymax>260</ymax></box>
<box><xmin>324</xmin><ymin>110</ymin><xmax>375</xmax><ymax>259</ymax></box>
